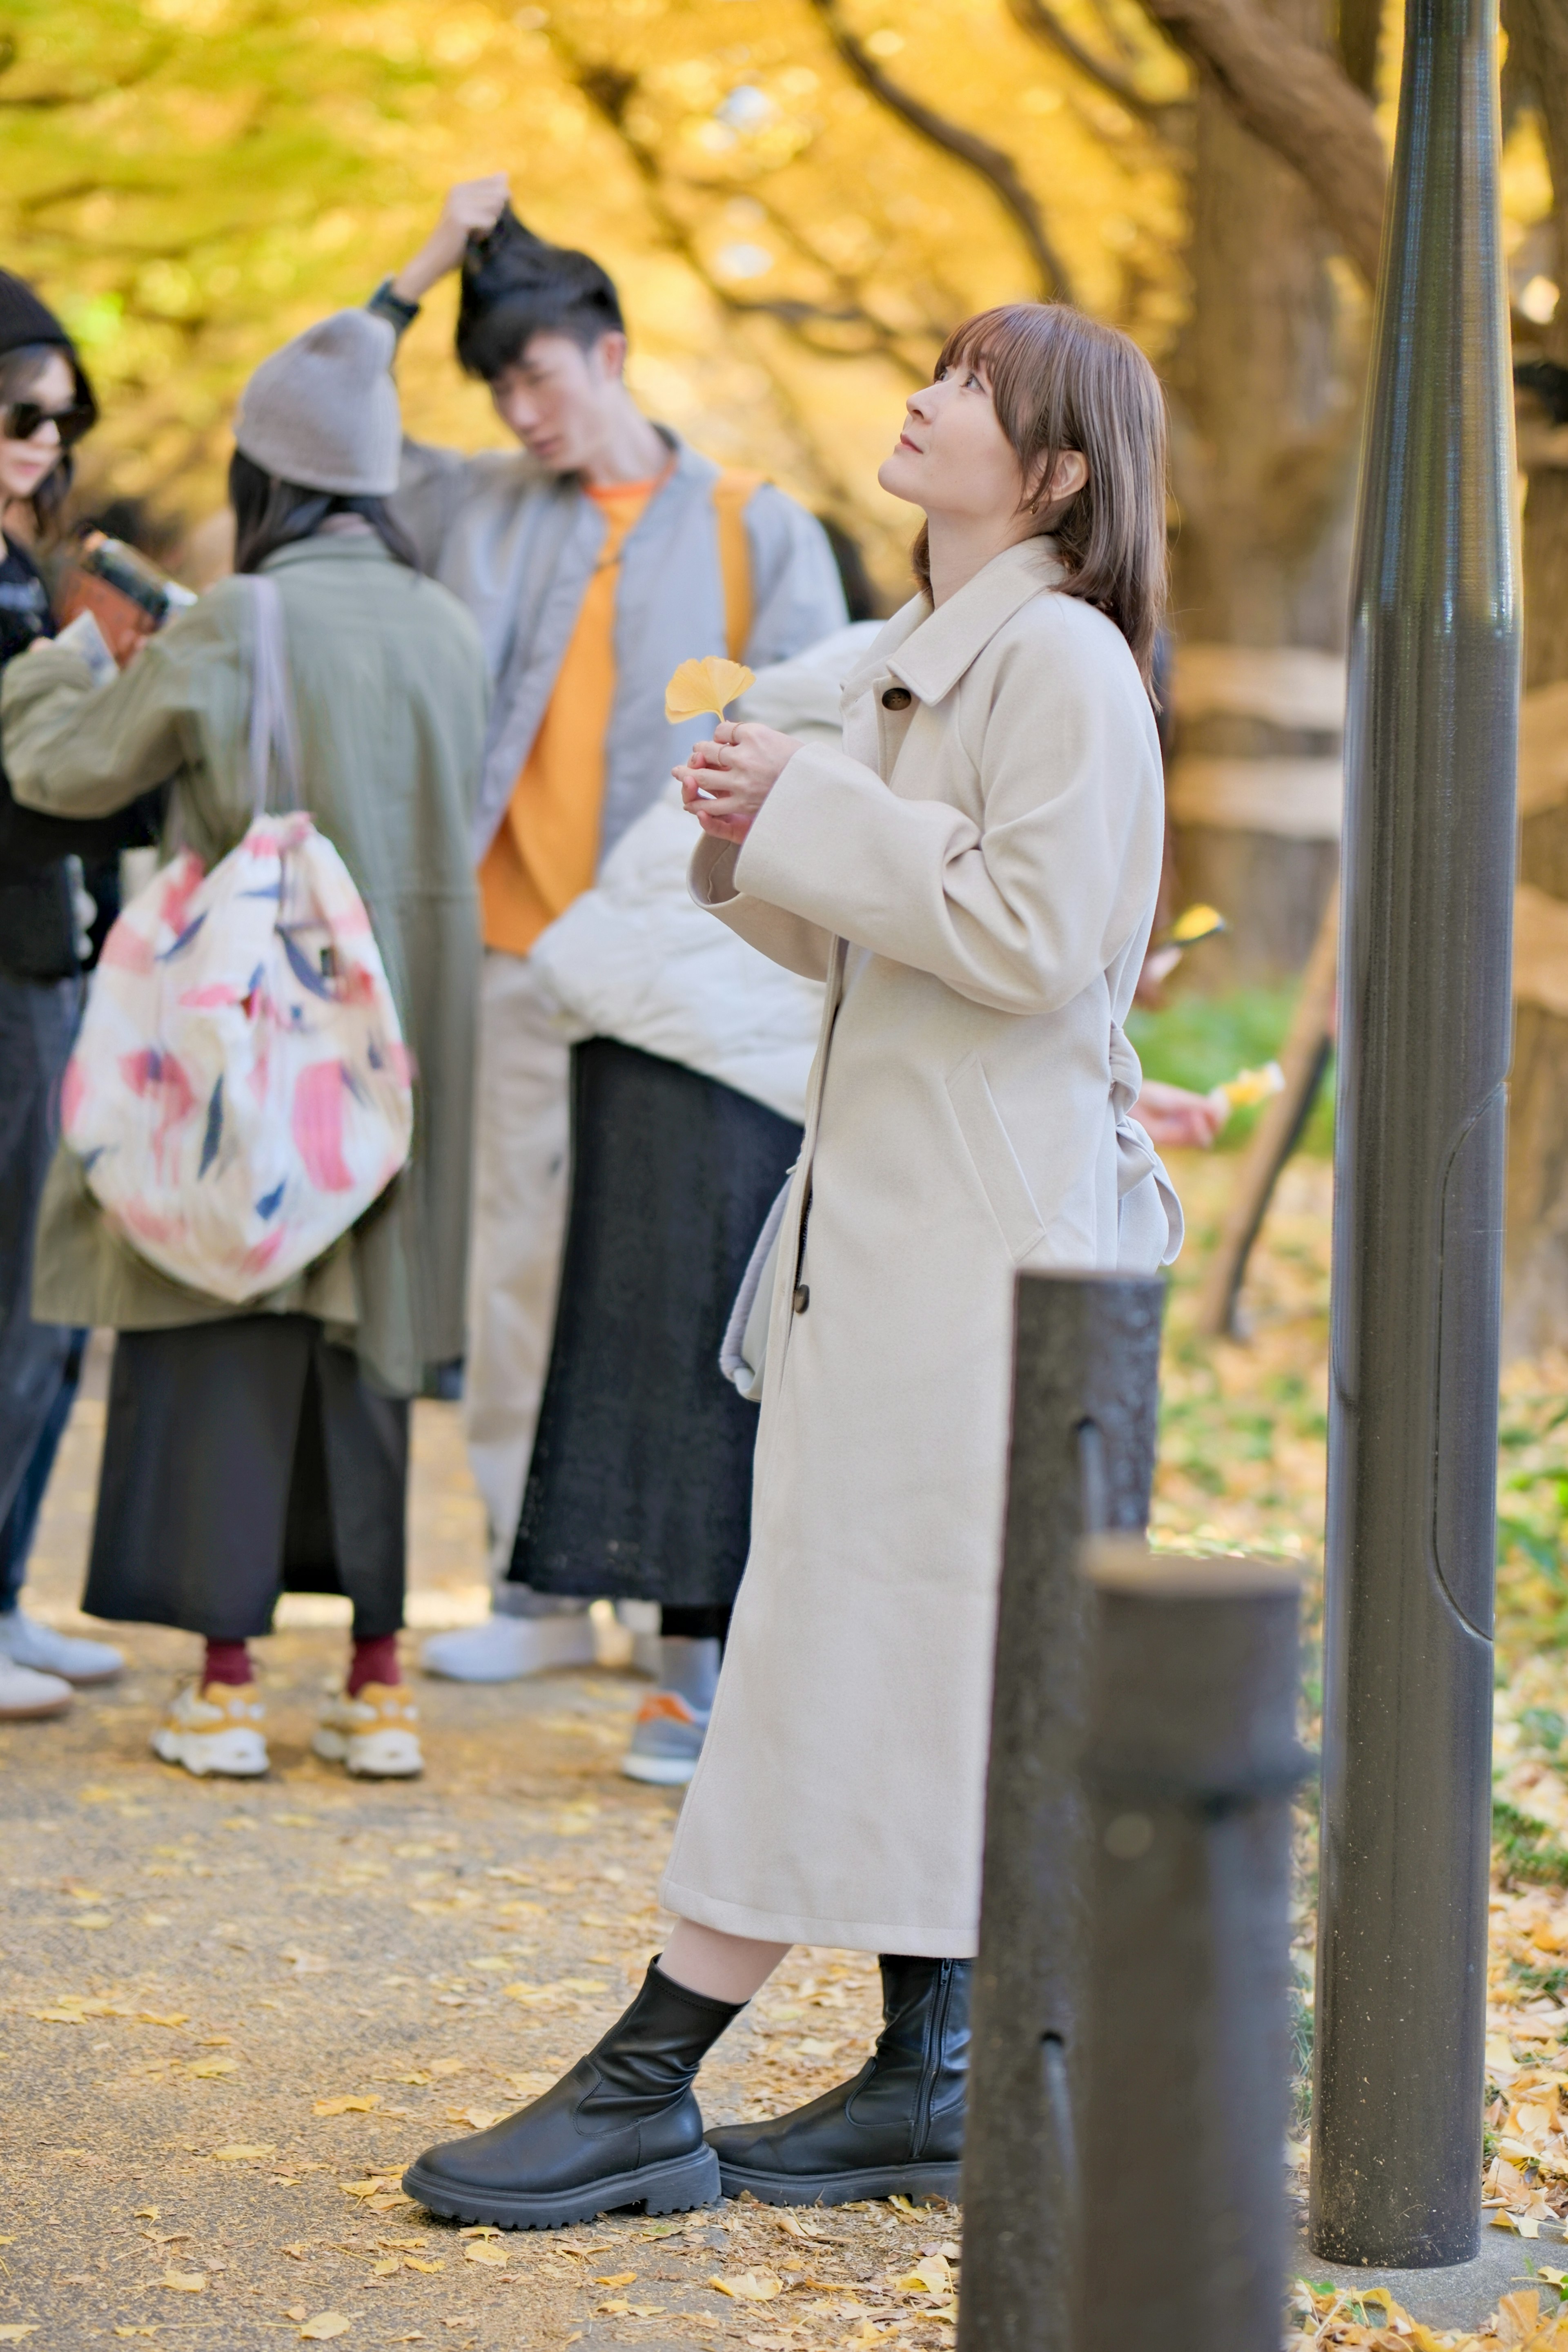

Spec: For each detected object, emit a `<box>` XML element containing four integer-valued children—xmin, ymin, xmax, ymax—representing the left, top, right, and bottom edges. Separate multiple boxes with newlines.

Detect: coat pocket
<box><xmin>946</xmin><ymin>1052</ymin><xmax>1047</xmax><ymax>1264</ymax></box>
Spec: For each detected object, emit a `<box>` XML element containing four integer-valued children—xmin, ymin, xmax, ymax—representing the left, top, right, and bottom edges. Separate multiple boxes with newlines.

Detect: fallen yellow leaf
<box><xmin>596</xmin><ymin>2305</ymin><xmax>631</xmax><ymax>2319</ymax></box>
<box><xmin>139</xmin><ymin>2013</ymin><xmax>188</xmax><ymax>2028</ymax></box>
<box><xmin>595</xmin><ymin>2272</ymin><xmax>637</xmax><ymax>2288</ymax></box>
<box><xmin>314</xmin><ymin>2095</ymin><xmax>381</xmax><ymax>2116</ymax></box>
<box><xmin>160</xmin><ymin>2272</ymin><xmax>206</xmax><ymax>2293</ymax></box>
<box><xmin>895</xmin><ymin>2255</ymin><xmax>953</xmax><ymax>2296</ymax></box>
<box><xmin>709</xmin><ymin>2272</ymin><xmax>784</xmax><ymax>2302</ymax></box>
<box><xmin>190</xmin><ymin>2059</ymin><xmax>238</xmax><ymax>2079</ymax></box>
<box><xmin>403</xmin><ymin>2258</ymin><xmax>444</xmax><ymax>2274</ymax></box>
<box><xmin>72</xmin><ymin>1912</ymin><xmax>113</xmax><ymax>1928</ymax></box>
<box><xmin>32</xmin><ymin>2008</ymin><xmax>87</xmax><ymax>2022</ymax></box>
<box><xmin>112</xmin><ymin>2330</ymin><xmax>159</xmax><ymax>2339</ymax></box>
<box><xmin>463</xmin><ymin>2241</ymin><xmax>508</xmax><ymax>2267</ymax></box>
<box><xmin>665</xmin><ymin>655</ymin><xmax>755</xmax><ymax>724</ymax></box>
<box><xmin>446</xmin><ymin>2107</ymin><xmax>503</xmax><ymax>2132</ymax></box>
<box><xmin>340</xmin><ymin>2177</ymin><xmax>403</xmax><ymax>2200</ymax></box>
<box><xmin>371</xmin><ymin>2258</ymin><xmax>400</xmax><ymax>2277</ymax></box>
<box><xmin>0</xmin><ymin>2331</ymin><xmax>39</xmax><ymax>2344</ymax></box>
<box><xmin>299</xmin><ymin>2317</ymin><xmax>353</xmax><ymax>2341</ymax></box>
<box><xmin>212</xmin><ymin>2145</ymin><xmax>275</xmax><ymax>2161</ymax></box>
<box><xmin>425</xmin><ymin>2058</ymin><xmax>466</xmax><ymax>2077</ymax></box>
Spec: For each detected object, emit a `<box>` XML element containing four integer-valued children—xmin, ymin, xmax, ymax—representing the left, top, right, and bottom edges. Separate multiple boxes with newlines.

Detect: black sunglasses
<box><xmin>2</xmin><ymin>400</ymin><xmax>94</xmax><ymax>449</ymax></box>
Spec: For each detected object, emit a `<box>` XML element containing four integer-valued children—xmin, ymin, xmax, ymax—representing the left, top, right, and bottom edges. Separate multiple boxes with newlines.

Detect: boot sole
<box><xmin>401</xmin><ymin>2143</ymin><xmax>720</xmax><ymax>2230</ymax></box>
<box><xmin>711</xmin><ymin>2155</ymin><xmax>962</xmax><ymax>2208</ymax></box>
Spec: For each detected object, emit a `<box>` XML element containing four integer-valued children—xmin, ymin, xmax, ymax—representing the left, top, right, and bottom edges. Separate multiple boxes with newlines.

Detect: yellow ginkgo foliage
<box><xmin>665</xmin><ymin>656</ymin><xmax>756</xmax><ymax>723</ymax></box>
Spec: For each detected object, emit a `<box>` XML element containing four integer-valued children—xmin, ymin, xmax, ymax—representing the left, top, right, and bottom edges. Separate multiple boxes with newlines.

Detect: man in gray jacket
<box><xmin>372</xmin><ymin>178</ymin><xmax>846</xmax><ymax>1681</ymax></box>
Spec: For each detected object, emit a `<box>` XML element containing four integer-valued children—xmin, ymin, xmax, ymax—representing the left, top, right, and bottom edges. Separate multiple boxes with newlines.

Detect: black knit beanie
<box><xmin>455</xmin><ymin>205</ymin><xmax>623</xmax><ymax>379</ymax></box>
<box><xmin>0</xmin><ymin>269</ymin><xmax>76</xmax><ymax>362</ymax></box>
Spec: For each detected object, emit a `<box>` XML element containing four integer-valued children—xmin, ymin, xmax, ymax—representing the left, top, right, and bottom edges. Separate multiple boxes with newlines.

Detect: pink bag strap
<box><xmin>247</xmin><ymin>574</ymin><xmax>302</xmax><ymax>820</ymax></box>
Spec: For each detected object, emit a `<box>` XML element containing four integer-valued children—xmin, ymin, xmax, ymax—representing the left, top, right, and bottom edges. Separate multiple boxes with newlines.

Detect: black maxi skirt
<box><xmin>84</xmin><ymin>1314</ymin><xmax>407</xmax><ymax>1642</ymax></box>
<box><xmin>509</xmin><ymin>1038</ymin><xmax>802</xmax><ymax>1612</ymax></box>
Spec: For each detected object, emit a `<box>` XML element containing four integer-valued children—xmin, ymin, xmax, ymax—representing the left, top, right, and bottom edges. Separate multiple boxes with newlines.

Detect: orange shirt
<box><xmin>478</xmin><ymin>478</ymin><xmax>657</xmax><ymax>956</ymax></box>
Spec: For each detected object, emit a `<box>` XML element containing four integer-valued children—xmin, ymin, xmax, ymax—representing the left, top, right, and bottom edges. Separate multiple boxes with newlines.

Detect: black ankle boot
<box><xmin>705</xmin><ymin>1955</ymin><xmax>970</xmax><ymax>2207</ymax></box>
<box><xmin>402</xmin><ymin>1961</ymin><xmax>742</xmax><ymax>2228</ymax></box>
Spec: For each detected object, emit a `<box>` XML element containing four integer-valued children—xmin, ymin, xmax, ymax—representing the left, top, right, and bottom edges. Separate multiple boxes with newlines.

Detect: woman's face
<box><xmin>877</xmin><ymin>357</ymin><xmax>1027</xmax><ymax>523</ymax></box>
<box><xmin>0</xmin><ymin>350</ymin><xmax>77</xmax><ymax>510</ymax></box>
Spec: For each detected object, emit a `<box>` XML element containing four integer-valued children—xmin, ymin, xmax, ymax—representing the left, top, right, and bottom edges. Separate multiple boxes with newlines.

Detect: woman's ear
<box><xmin>1048</xmin><ymin>449</ymin><xmax>1089</xmax><ymax>503</ymax></box>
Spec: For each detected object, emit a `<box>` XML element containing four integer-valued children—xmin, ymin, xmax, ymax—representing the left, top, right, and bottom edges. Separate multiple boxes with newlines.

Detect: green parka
<box><xmin>0</xmin><ymin>530</ymin><xmax>487</xmax><ymax>1397</ymax></box>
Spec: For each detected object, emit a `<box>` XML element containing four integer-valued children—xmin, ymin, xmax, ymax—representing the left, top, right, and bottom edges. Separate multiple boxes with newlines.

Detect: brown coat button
<box><xmin>793</xmin><ymin>1283</ymin><xmax>810</xmax><ymax>1313</ymax></box>
<box><xmin>881</xmin><ymin>685</ymin><xmax>912</xmax><ymax>710</ymax></box>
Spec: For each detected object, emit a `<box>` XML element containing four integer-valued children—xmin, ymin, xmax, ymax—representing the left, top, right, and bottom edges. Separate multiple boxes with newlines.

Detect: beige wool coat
<box><xmin>659</xmin><ymin>535</ymin><xmax>1178</xmax><ymax>1957</ymax></box>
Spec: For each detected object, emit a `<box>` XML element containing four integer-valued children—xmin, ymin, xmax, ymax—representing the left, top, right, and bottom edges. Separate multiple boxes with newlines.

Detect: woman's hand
<box><xmin>1134</xmin><ymin>1080</ymin><xmax>1225</xmax><ymax>1151</ymax></box>
<box><xmin>675</xmin><ymin>720</ymin><xmax>802</xmax><ymax>845</ymax></box>
<box><xmin>390</xmin><ymin>176</ymin><xmax>511</xmax><ymax>306</ymax></box>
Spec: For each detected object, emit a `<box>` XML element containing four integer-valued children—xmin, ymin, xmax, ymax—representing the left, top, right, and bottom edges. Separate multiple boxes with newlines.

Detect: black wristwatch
<box><xmin>368</xmin><ymin>278</ymin><xmax>421</xmax><ymax>333</ymax></box>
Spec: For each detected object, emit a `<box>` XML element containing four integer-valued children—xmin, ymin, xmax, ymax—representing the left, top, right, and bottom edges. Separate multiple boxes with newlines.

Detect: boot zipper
<box><xmin>911</xmin><ymin>1960</ymin><xmax>953</xmax><ymax>2160</ymax></box>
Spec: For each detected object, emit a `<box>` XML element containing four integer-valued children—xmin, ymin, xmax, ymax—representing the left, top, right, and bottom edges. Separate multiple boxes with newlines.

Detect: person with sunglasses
<box><xmin>0</xmin><ymin>269</ymin><xmax>140</xmax><ymax>1722</ymax></box>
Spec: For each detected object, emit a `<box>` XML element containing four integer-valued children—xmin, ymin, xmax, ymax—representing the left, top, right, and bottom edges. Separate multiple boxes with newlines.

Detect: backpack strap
<box><xmin>713</xmin><ymin>469</ymin><xmax>764</xmax><ymax>664</ymax></box>
<box><xmin>247</xmin><ymin>574</ymin><xmax>302</xmax><ymax>819</ymax></box>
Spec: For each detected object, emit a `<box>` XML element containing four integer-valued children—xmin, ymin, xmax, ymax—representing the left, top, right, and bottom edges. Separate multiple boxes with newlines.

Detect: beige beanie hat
<box><xmin>234</xmin><ymin>310</ymin><xmax>401</xmax><ymax>497</ymax></box>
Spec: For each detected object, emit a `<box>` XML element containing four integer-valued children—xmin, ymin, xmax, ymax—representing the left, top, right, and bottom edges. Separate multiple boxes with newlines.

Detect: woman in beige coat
<box><xmin>405</xmin><ymin>302</ymin><xmax>1178</xmax><ymax>2229</ymax></box>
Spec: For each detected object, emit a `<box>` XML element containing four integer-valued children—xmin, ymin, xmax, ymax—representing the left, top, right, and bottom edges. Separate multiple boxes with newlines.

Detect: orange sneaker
<box><xmin>151</xmin><ymin>1680</ymin><xmax>268</xmax><ymax>1777</ymax></box>
<box><xmin>312</xmin><ymin>1682</ymin><xmax>423</xmax><ymax>1778</ymax></box>
<box><xmin>620</xmin><ymin>1690</ymin><xmax>709</xmax><ymax>1787</ymax></box>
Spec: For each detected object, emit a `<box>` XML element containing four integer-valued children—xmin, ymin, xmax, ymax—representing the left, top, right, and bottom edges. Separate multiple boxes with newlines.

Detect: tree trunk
<box><xmin>1167</xmin><ymin>0</ymin><xmax>1363</xmax><ymax>989</ymax></box>
<box><xmin>1501</xmin><ymin>0</ymin><xmax>1568</xmax><ymax>1355</ymax></box>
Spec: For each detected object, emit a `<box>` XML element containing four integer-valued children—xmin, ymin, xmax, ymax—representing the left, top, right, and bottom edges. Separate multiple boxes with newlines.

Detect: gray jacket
<box><xmin>388</xmin><ymin>428</ymin><xmax>848</xmax><ymax>864</ymax></box>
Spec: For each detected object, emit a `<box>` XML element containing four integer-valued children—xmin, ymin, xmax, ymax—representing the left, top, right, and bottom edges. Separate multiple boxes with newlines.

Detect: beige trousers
<box><xmin>463</xmin><ymin>950</ymin><xmax>572</xmax><ymax>1577</ymax></box>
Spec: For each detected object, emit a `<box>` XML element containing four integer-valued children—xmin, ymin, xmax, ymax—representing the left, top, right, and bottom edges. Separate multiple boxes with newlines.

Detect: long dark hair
<box><xmin>229</xmin><ymin>450</ymin><xmax>420</xmax><ymax>575</ymax></box>
<box><xmin>911</xmin><ymin>304</ymin><xmax>1168</xmax><ymax>687</ymax></box>
<box><xmin>0</xmin><ymin>342</ymin><xmax>98</xmax><ymax>542</ymax></box>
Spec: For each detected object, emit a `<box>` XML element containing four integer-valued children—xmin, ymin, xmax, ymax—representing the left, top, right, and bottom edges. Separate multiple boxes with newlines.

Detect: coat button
<box><xmin>793</xmin><ymin>1283</ymin><xmax>810</xmax><ymax>1313</ymax></box>
<box><xmin>881</xmin><ymin>685</ymin><xmax>912</xmax><ymax>710</ymax></box>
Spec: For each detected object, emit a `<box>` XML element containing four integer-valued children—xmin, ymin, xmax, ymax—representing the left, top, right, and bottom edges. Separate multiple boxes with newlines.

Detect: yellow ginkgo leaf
<box><xmin>665</xmin><ymin>656</ymin><xmax>755</xmax><ymax>724</ymax></box>
<box><xmin>313</xmin><ymin>2095</ymin><xmax>380</xmax><ymax>2115</ymax></box>
<box><xmin>708</xmin><ymin>2272</ymin><xmax>784</xmax><ymax>2301</ymax></box>
<box><xmin>298</xmin><ymin>2315</ymin><xmax>353</xmax><ymax>2341</ymax></box>
<box><xmin>1167</xmin><ymin>901</ymin><xmax>1226</xmax><ymax>944</ymax></box>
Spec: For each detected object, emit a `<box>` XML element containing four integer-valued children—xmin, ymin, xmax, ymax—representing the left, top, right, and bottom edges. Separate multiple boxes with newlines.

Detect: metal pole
<box><xmin>958</xmin><ymin>1271</ymin><xmax>1165</xmax><ymax>2352</ymax></box>
<box><xmin>1310</xmin><ymin>0</ymin><xmax>1519</xmax><ymax>2269</ymax></box>
<box><xmin>1077</xmin><ymin>1543</ymin><xmax>1307</xmax><ymax>2351</ymax></box>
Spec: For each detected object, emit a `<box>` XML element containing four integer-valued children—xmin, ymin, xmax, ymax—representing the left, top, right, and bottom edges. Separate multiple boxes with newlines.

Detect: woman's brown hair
<box><xmin>911</xmin><ymin>303</ymin><xmax>1168</xmax><ymax>687</ymax></box>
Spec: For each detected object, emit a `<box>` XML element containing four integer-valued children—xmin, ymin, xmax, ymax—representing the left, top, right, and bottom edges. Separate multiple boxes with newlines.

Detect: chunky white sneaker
<box><xmin>419</xmin><ymin>1611</ymin><xmax>595</xmax><ymax>1683</ymax></box>
<box><xmin>0</xmin><ymin>1607</ymin><xmax>123</xmax><ymax>1685</ymax></box>
<box><xmin>621</xmin><ymin>1691</ymin><xmax>710</xmax><ymax>1787</ymax></box>
<box><xmin>0</xmin><ymin>1653</ymin><xmax>72</xmax><ymax>1721</ymax></box>
<box><xmin>312</xmin><ymin>1682</ymin><xmax>423</xmax><ymax>1777</ymax></box>
<box><xmin>151</xmin><ymin>1680</ymin><xmax>269</xmax><ymax>1777</ymax></box>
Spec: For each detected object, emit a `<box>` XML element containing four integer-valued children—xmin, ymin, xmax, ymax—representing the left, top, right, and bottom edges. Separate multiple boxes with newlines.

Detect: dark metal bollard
<box><xmin>958</xmin><ymin>1271</ymin><xmax>1164</xmax><ymax>2352</ymax></box>
<box><xmin>1310</xmin><ymin>0</ymin><xmax>1518</xmax><ymax>2270</ymax></box>
<box><xmin>1076</xmin><ymin>1541</ymin><xmax>1307</xmax><ymax>2351</ymax></box>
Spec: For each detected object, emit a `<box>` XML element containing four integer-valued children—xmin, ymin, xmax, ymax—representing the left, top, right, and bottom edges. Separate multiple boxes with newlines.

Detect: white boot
<box><xmin>0</xmin><ymin>1607</ymin><xmax>123</xmax><ymax>1685</ymax></box>
<box><xmin>0</xmin><ymin>1653</ymin><xmax>72</xmax><ymax>1721</ymax></box>
<box><xmin>419</xmin><ymin>1610</ymin><xmax>597</xmax><ymax>1683</ymax></box>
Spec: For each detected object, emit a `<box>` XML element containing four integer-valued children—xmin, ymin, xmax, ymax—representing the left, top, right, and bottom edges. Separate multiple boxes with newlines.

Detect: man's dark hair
<box><xmin>228</xmin><ymin>450</ymin><xmax>420</xmax><ymax>576</ymax></box>
<box><xmin>456</xmin><ymin>205</ymin><xmax>624</xmax><ymax>381</ymax></box>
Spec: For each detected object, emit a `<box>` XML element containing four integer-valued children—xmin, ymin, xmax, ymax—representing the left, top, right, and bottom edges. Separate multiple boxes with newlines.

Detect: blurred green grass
<box><xmin>1127</xmin><ymin>985</ymin><xmax>1335</xmax><ymax>1154</ymax></box>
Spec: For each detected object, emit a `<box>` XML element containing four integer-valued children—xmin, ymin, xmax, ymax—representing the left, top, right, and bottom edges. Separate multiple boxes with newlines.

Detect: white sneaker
<box><xmin>419</xmin><ymin>1611</ymin><xmax>596</xmax><ymax>1683</ymax></box>
<box><xmin>151</xmin><ymin>1680</ymin><xmax>268</xmax><ymax>1777</ymax></box>
<box><xmin>312</xmin><ymin>1682</ymin><xmax>423</xmax><ymax>1777</ymax></box>
<box><xmin>0</xmin><ymin>1607</ymin><xmax>123</xmax><ymax>1685</ymax></box>
<box><xmin>0</xmin><ymin>1653</ymin><xmax>72</xmax><ymax>1721</ymax></box>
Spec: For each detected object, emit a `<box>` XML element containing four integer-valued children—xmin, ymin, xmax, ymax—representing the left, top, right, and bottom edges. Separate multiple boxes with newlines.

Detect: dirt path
<box><xmin>1</xmin><ymin>1369</ymin><xmax>958</xmax><ymax>2351</ymax></box>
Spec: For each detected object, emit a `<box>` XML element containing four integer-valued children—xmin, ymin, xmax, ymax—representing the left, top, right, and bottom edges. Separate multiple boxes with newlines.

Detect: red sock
<box><xmin>347</xmin><ymin>1633</ymin><xmax>400</xmax><ymax>1696</ymax></box>
<box><xmin>203</xmin><ymin>1639</ymin><xmax>253</xmax><ymax>1687</ymax></box>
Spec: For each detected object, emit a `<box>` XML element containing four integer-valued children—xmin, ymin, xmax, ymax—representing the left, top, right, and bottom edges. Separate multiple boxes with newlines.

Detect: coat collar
<box><xmin>851</xmin><ymin>535</ymin><xmax>1065</xmax><ymax>708</ymax></box>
